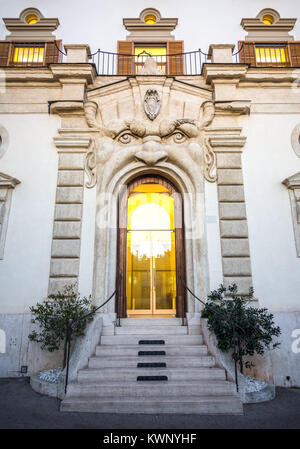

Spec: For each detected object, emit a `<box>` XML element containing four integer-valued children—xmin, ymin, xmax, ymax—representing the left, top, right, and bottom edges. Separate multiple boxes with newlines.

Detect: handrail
<box><xmin>54</xmin><ymin>40</ymin><xmax>67</xmax><ymax>57</ymax></box>
<box><xmin>88</xmin><ymin>48</ymin><xmax>210</xmax><ymax>76</ymax></box>
<box><xmin>181</xmin><ymin>278</ymin><xmax>245</xmax><ymax>392</ymax></box>
<box><xmin>61</xmin><ymin>274</ymin><xmax>122</xmax><ymax>394</ymax></box>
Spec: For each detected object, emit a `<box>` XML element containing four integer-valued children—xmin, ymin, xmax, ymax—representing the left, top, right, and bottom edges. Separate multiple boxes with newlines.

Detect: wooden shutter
<box><xmin>117</xmin><ymin>41</ymin><xmax>134</xmax><ymax>75</ymax></box>
<box><xmin>44</xmin><ymin>40</ymin><xmax>62</xmax><ymax>64</ymax></box>
<box><xmin>0</xmin><ymin>41</ymin><xmax>12</xmax><ymax>66</ymax></box>
<box><xmin>167</xmin><ymin>40</ymin><xmax>184</xmax><ymax>75</ymax></box>
<box><xmin>238</xmin><ymin>41</ymin><xmax>256</xmax><ymax>66</ymax></box>
<box><xmin>288</xmin><ymin>41</ymin><xmax>300</xmax><ymax>67</ymax></box>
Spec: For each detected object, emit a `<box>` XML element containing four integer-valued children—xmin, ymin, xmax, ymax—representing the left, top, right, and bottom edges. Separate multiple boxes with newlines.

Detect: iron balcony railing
<box><xmin>88</xmin><ymin>48</ymin><xmax>210</xmax><ymax>76</ymax></box>
<box><xmin>0</xmin><ymin>41</ymin><xmax>299</xmax><ymax>72</ymax></box>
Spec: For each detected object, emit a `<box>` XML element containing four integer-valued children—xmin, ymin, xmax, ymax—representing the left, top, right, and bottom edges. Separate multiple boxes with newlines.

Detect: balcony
<box><xmin>0</xmin><ymin>41</ymin><xmax>299</xmax><ymax>75</ymax></box>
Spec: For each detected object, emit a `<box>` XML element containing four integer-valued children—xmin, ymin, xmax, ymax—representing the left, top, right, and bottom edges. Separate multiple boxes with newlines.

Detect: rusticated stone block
<box><xmin>56</xmin><ymin>187</ymin><xmax>83</xmax><ymax>204</ymax></box>
<box><xmin>57</xmin><ymin>170</ymin><xmax>84</xmax><ymax>186</ymax></box>
<box><xmin>218</xmin><ymin>185</ymin><xmax>245</xmax><ymax>202</ymax></box>
<box><xmin>53</xmin><ymin>222</ymin><xmax>81</xmax><ymax>239</ymax></box>
<box><xmin>216</xmin><ymin>153</ymin><xmax>242</xmax><ymax>169</ymax></box>
<box><xmin>48</xmin><ymin>277</ymin><xmax>78</xmax><ymax>295</ymax></box>
<box><xmin>217</xmin><ymin>169</ymin><xmax>243</xmax><ymax>185</ymax></box>
<box><xmin>219</xmin><ymin>202</ymin><xmax>247</xmax><ymax>220</ymax></box>
<box><xmin>221</xmin><ymin>238</ymin><xmax>250</xmax><ymax>257</ymax></box>
<box><xmin>54</xmin><ymin>204</ymin><xmax>82</xmax><ymax>221</ymax></box>
<box><xmin>223</xmin><ymin>276</ymin><xmax>253</xmax><ymax>296</ymax></box>
<box><xmin>50</xmin><ymin>258</ymin><xmax>80</xmax><ymax>277</ymax></box>
<box><xmin>51</xmin><ymin>239</ymin><xmax>81</xmax><ymax>258</ymax></box>
<box><xmin>220</xmin><ymin>220</ymin><xmax>248</xmax><ymax>238</ymax></box>
<box><xmin>58</xmin><ymin>153</ymin><xmax>85</xmax><ymax>170</ymax></box>
<box><xmin>223</xmin><ymin>257</ymin><xmax>252</xmax><ymax>276</ymax></box>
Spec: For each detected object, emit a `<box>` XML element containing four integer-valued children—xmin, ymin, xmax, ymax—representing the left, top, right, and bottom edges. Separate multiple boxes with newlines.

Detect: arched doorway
<box><xmin>117</xmin><ymin>175</ymin><xmax>185</xmax><ymax>317</ymax></box>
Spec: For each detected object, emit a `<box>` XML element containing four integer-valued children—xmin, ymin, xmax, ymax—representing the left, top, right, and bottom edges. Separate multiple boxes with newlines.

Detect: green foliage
<box><xmin>28</xmin><ymin>285</ymin><xmax>96</xmax><ymax>367</ymax></box>
<box><xmin>201</xmin><ymin>283</ymin><xmax>281</xmax><ymax>372</ymax></box>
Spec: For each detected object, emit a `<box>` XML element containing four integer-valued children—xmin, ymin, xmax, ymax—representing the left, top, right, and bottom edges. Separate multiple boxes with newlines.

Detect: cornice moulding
<box><xmin>202</xmin><ymin>65</ymin><xmax>248</xmax><ymax>84</ymax></box>
<box><xmin>283</xmin><ymin>173</ymin><xmax>300</xmax><ymax>189</ymax></box>
<box><xmin>0</xmin><ymin>172</ymin><xmax>21</xmax><ymax>188</ymax></box>
<box><xmin>50</xmin><ymin>101</ymin><xmax>85</xmax><ymax>116</ymax></box>
<box><xmin>53</xmin><ymin>137</ymin><xmax>91</xmax><ymax>150</ymax></box>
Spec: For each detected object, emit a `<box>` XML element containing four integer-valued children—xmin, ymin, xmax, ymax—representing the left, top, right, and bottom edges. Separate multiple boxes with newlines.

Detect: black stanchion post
<box><xmin>232</xmin><ymin>324</ymin><xmax>239</xmax><ymax>392</ymax></box>
<box><xmin>64</xmin><ymin>320</ymin><xmax>73</xmax><ymax>394</ymax></box>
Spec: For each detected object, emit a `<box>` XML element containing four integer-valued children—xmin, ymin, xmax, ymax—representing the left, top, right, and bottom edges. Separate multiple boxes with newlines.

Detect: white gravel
<box><xmin>39</xmin><ymin>367</ymin><xmax>63</xmax><ymax>383</ymax></box>
<box><xmin>244</xmin><ymin>375</ymin><xmax>269</xmax><ymax>392</ymax></box>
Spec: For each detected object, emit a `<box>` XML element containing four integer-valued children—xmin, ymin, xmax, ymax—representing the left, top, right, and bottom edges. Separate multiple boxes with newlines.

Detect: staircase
<box><xmin>61</xmin><ymin>318</ymin><xmax>243</xmax><ymax>414</ymax></box>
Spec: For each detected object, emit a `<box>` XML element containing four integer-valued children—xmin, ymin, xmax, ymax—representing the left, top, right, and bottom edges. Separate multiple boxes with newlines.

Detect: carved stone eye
<box><xmin>173</xmin><ymin>132</ymin><xmax>186</xmax><ymax>143</ymax></box>
<box><xmin>118</xmin><ymin>133</ymin><xmax>133</xmax><ymax>144</ymax></box>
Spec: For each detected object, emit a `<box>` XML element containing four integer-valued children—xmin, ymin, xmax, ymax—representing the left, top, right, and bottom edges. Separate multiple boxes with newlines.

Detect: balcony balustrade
<box><xmin>0</xmin><ymin>41</ymin><xmax>299</xmax><ymax>74</ymax></box>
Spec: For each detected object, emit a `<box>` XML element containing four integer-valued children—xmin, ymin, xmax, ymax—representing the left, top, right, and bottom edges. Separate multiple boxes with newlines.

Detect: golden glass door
<box><xmin>126</xmin><ymin>184</ymin><xmax>177</xmax><ymax>316</ymax></box>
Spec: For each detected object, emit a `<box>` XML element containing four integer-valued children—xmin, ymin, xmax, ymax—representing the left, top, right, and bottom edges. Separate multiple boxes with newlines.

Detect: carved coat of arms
<box><xmin>144</xmin><ymin>89</ymin><xmax>160</xmax><ymax>120</ymax></box>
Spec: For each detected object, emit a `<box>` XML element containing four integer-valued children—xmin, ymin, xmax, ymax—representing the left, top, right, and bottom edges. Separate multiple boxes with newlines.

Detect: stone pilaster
<box><xmin>48</xmin><ymin>137</ymin><xmax>91</xmax><ymax>294</ymax></box>
<box><xmin>206</xmin><ymin>127</ymin><xmax>254</xmax><ymax>296</ymax></box>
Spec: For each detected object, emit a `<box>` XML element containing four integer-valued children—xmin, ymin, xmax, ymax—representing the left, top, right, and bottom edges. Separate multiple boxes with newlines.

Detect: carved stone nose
<box><xmin>135</xmin><ymin>138</ymin><xmax>168</xmax><ymax>166</ymax></box>
<box><xmin>142</xmin><ymin>140</ymin><xmax>161</xmax><ymax>152</ymax></box>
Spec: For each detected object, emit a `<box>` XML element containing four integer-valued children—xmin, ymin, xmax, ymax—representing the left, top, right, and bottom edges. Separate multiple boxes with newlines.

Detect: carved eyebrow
<box><xmin>105</xmin><ymin>120</ymin><xmax>146</xmax><ymax>139</ymax></box>
<box><xmin>159</xmin><ymin>119</ymin><xmax>198</xmax><ymax>138</ymax></box>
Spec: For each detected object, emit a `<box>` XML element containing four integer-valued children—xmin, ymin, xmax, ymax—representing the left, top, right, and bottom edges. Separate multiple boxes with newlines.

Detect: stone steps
<box><xmin>61</xmin><ymin>395</ymin><xmax>243</xmax><ymax>414</ymax></box>
<box><xmin>78</xmin><ymin>367</ymin><xmax>226</xmax><ymax>382</ymax></box>
<box><xmin>95</xmin><ymin>344</ymin><xmax>208</xmax><ymax>356</ymax></box>
<box><xmin>61</xmin><ymin>318</ymin><xmax>243</xmax><ymax>415</ymax></box>
<box><xmin>120</xmin><ymin>318</ymin><xmax>183</xmax><ymax>326</ymax></box>
<box><xmin>115</xmin><ymin>325</ymin><xmax>188</xmax><ymax>335</ymax></box>
<box><xmin>89</xmin><ymin>355</ymin><xmax>215</xmax><ymax>368</ymax></box>
<box><xmin>100</xmin><ymin>334</ymin><xmax>203</xmax><ymax>345</ymax></box>
<box><xmin>66</xmin><ymin>380</ymin><xmax>237</xmax><ymax>397</ymax></box>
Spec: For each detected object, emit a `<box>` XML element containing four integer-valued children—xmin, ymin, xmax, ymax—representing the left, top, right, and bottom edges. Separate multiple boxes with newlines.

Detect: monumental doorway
<box><xmin>117</xmin><ymin>175</ymin><xmax>185</xmax><ymax>317</ymax></box>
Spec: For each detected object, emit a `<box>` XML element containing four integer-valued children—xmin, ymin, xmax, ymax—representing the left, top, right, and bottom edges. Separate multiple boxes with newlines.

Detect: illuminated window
<box><xmin>255</xmin><ymin>45</ymin><xmax>288</xmax><ymax>65</ymax></box>
<box><xmin>144</xmin><ymin>14</ymin><xmax>157</xmax><ymax>25</ymax></box>
<box><xmin>13</xmin><ymin>44</ymin><xmax>45</xmax><ymax>65</ymax></box>
<box><xmin>134</xmin><ymin>45</ymin><xmax>167</xmax><ymax>73</ymax></box>
<box><xmin>25</xmin><ymin>14</ymin><xmax>39</xmax><ymax>25</ymax></box>
<box><xmin>262</xmin><ymin>14</ymin><xmax>274</xmax><ymax>25</ymax></box>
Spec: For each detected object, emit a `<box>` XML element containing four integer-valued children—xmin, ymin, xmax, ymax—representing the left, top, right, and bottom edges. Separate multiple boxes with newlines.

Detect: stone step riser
<box><xmin>115</xmin><ymin>326</ymin><xmax>188</xmax><ymax>335</ymax></box>
<box><xmin>100</xmin><ymin>335</ymin><xmax>203</xmax><ymax>345</ymax></box>
<box><xmin>120</xmin><ymin>318</ymin><xmax>184</xmax><ymax>326</ymax></box>
<box><xmin>89</xmin><ymin>356</ymin><xmax>215</xmax><ymax>368</ymax></box>
<box><xmin>95</xmin><ymin>346</ymin><xmax>208</xmax><ymax>356</ymax></box>
<box><xmin>77</xmin><ymin>369</ymin><xmax>226</xmax><ymax>382</ymax></box>
<box><xmin>61</xmin><ymin>399</ymin><xmax>243</xmax><ymax>414</ymax></box>
<box><xmin>67</xmin><ymin>382</ymin><xmax>237</xmax><ymax>397</ymax></box>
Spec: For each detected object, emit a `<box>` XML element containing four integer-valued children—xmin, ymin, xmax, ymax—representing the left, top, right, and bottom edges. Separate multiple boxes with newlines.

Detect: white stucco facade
<box><xmin>0</xmin><ymin>0</ymin><xmax>299</xmax><ymax>388</ymax></box>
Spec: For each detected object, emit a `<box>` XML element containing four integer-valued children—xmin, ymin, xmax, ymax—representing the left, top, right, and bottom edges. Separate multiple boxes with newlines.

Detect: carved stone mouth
<box><xmin>134</xmin><ymin>150</ymin><xmax>168</xmax><ymax>166</ymax></box>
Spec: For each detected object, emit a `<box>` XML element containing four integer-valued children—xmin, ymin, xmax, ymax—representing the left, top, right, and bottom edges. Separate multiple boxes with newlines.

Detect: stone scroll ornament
<box><xmin>144</xmin><ymin>89</ymin><xmax>160</xmax><ymax>120</ymax></box>
<box><xmin>85</xmin><ymin>140</ymin><xmax>97</xmax><ymax>188</ymax></box>
<box><xmin>204</xmin><ymin>137</ymin><xmax>217</xmax><ymax>183</ymax></box>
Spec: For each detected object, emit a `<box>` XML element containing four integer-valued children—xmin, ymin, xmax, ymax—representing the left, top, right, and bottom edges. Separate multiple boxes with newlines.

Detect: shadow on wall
<box><xmin>0</xmin><ymin>329</ymin><xmax>5</xmax><ymax>353</ymax></box>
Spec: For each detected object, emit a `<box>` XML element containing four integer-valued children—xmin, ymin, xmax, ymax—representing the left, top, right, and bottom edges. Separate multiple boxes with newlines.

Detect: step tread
<box><xmin>62</xmin><ymin>395</ymin><xmax>240</xmax><ymax>404</ymax></box>
<box><xmin>80</xmin><ymin>367</ymin><xmax>224</xmax><ymax>373</ymax></box>
<box><xmin>69</xmin><ymin>379</ymin><xmax>234</xmax><ymax>386</ymax></box>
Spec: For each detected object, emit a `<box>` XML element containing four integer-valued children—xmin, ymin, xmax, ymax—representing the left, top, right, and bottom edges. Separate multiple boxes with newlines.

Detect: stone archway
<box><xmin>117</xmin><ymin>174</ymin><xmax>186</xmax><ymax>318</ymax></box>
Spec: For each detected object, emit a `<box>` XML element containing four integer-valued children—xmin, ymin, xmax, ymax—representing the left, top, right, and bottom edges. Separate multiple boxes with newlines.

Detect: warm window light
<box><xmin>144</xmin><ymin>14</ymin><xmax>157</xmax><ymax>25</ymax></box>
<box><xmin>25</xmin><ymin>14</ymin><xmax>38</xmax><ymax>25</ymax></box>
<box><xmin>13</xmin><ymin>46</ymin><xmax>44</xmax><ymax>64</ymax></box>
<box><xmin>134</xmin><ymin>46</ymin><xmax>167</xmax><ymax>73</ymax></box>
<box><xmin>262</xmin><ymin>14</ymin><xmax>274</xmax><ymax>25</ymax></box>
<box><xmin>255</xmin><ymin>46</ymin><xmax>287</xmax><ymax>64</ymax></box>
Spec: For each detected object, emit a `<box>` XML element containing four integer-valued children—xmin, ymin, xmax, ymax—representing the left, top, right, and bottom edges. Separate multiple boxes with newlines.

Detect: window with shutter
<box><xmin>167</xmin><ymin>41</ymin><xmax>184</xmax><ymax>75</ymax></box>
<box><xmin>117</xmin><ymin>41</ymin><xmax>134</xmax><ymax>75</ymax></box>
<box><xmin>239</xmin><ymin>41</ymin><xmax>300</xmax><ymax>67</ymax></box>
<box><xmin>117</xmin><ymin>40</ymin><xmax>184</xmax><ymax>75</ymax></box>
